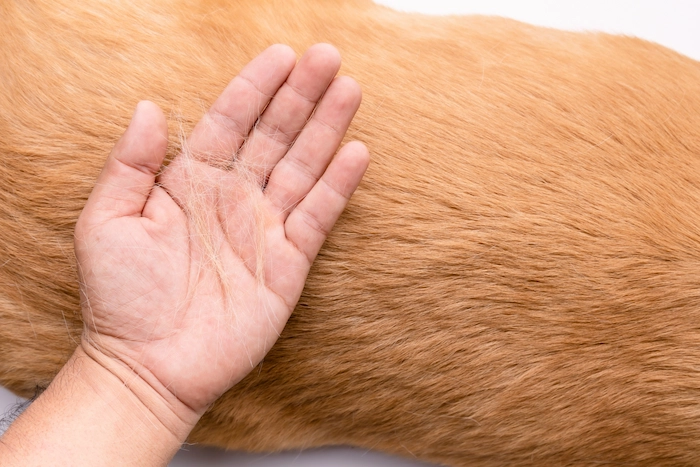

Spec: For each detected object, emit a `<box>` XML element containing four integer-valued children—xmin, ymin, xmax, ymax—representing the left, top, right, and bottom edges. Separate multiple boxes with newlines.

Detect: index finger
<box><xmin>185</xmin><ymin>44</ymin><xmax>297</xmax><ymax>166</ymax></box>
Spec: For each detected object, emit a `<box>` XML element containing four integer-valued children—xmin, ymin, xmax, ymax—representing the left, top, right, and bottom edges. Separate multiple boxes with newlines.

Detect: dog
<box><xmin>1</xmin><ymin>0</ymin><xmax>700</xmax><ymax>465</ymax></box>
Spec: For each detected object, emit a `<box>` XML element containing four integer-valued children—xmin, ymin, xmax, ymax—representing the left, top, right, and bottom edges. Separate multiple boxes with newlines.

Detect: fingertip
<box><xmin>265</xmin><ymin>43</ymin><xmax>298</xmax><ymax>67</ymax></box>
<box><xmin>333</xmin><ymin>76</ymin><xmax>363</xmax><ymax>108</ymax></box>
<box><xmin>340</xmin><ymin>140</ymin><xmax>371</xmax><ymax>177</ymax></box>
<box><xmin>135</xmin><ymin>99</ymin><xmax>158</xmax><ymax>113</ymax></box>
<box><xmin>267</xmin><ymin>43</ymin><xmax>295</xmax><ymax>54</ymax></box>
<box><xmin>305</xmin><ymin>43</ymin><xmax>342</xmax><ymax>70</ymax></box>
<box><xmin>132</xmin><ymin>101</ymin><xmax>167</xmax><ymax>139</ymax></box>
<box><xmin>114</xmin><ymin>100</ymin><xmax>168</xmax><ymax>175</ymax></box>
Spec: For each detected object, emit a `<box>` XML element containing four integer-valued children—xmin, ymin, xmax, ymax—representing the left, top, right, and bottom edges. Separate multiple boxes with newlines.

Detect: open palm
<box><xmin>74</xmin><ymin>44</ymin><xmax>369</xmax><ymax>413</ymax></box>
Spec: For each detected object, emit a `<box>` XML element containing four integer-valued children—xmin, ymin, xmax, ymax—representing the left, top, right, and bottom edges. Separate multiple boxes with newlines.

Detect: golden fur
<box><xmin>2</xmin><ymin>0</ymin><xmax>700</xmax><ymax>465</ymax></box>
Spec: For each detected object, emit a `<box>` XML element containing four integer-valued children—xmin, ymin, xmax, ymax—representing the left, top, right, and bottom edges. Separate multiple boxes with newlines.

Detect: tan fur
<box><xmin>2</xmin><ymin>0</ymin><xmax>700</xmax><ymax>465</ymax></box>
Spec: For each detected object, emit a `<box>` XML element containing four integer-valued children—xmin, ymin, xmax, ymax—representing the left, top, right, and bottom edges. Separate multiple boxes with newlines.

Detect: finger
<box><xmin>284</xmin><ymin>141</ymin><xmax>369</xmax><ymax>264</ymax></box>
<box><xmin>186</xmin><ymin>44</ymin><xmax>297</xmax><ymax>166</ymax></box>
<box><xmin>82</xmin><ymin>101</ymin><xmax>168</xmax><ymax>221</ymax></box>
<box><xmin>264</xmin><ymin>76</ymin><xmax>362</xmax><ymax>220</ymax></box>
<box><xmin>237</xmin><ymin>43</ymin><xmax>341</xmax><ymax>181</ymax></box>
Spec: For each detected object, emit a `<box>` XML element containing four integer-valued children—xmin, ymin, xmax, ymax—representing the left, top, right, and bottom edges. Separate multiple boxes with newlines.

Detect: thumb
<box><xmin>82</xmin><ymin>100</ymin><xmax>168</xmax><ymax>221</ymax></box>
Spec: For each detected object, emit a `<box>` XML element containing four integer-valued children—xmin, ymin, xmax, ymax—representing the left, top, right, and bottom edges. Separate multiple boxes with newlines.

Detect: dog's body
<box><xmin>2</xmin><ymin>1</ymin><xmax>700</xmax><ymax>465</ymax></box>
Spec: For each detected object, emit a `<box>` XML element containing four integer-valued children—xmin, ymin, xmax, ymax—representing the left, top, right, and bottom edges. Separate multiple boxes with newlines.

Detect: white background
<box><xmin>1</xmin><ymin>1</ymin><xmax>698</xmax><ymax>466</ymax></box>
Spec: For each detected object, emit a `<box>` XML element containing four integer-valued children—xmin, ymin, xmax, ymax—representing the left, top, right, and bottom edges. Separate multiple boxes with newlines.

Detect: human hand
<box><xmin>74</xmin><ymin>44</ymin><xmax>369</xmax><ymax>421</ymax></box>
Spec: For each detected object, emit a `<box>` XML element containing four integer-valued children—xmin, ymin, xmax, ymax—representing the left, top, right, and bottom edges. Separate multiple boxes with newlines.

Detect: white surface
<box><xmin>172</xmin><ymin>444</ymin><xmax>435</xmax><ymax>467</ymax></box>
<box><xmin>376</xmin><ymin>0</ymin><xmax>700</xmax><ymax>60</ymax></box>
<box><xmin>2</xmin><ymin>1</ymin><xmax>698</xmax><ymax>466</ymax></box>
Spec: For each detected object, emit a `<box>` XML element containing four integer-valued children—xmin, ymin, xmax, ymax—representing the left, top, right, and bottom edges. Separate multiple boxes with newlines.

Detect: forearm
<box><xmin>0</xmin><ymin>343</ymin><xmax>199</xmax><ymax>466</ymax></box>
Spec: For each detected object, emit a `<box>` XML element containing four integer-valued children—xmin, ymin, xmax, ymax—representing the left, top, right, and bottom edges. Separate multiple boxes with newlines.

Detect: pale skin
<box><xmin>0</xmin><ymin>43</ymin><xmax>369</xmax><ymax>466</ymax></box>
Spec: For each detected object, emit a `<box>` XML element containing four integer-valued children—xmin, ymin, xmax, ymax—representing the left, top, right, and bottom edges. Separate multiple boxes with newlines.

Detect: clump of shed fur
<box><xmin>172</xmin><ymin>126</ymin><xmax>272</xmax><ymax>364</ymax></box>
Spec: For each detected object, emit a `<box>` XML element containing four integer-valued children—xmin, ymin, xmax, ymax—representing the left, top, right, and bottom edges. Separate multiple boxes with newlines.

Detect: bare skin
<box><xmin>0</xmin><ymin>43</ymin><xmax>369</xmax><ymax>466</ymax></box>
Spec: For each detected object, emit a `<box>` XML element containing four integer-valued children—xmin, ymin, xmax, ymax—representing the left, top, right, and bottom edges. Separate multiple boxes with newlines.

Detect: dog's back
<box><xmin>2</xmin><ymin>1</ymin><xmax>700</xmax><ymax>465</ymax></box>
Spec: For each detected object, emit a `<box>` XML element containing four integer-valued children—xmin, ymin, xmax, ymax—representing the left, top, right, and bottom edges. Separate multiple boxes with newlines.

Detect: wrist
<box><xmin>0</xmin><ymin>341</ymin><xmax>201</xmax><ymax>466</ymax></box>
<box><xmin>78</xmin><ymin>339</ymin><xmax>201</xmax><ymax>441</ymax></box>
